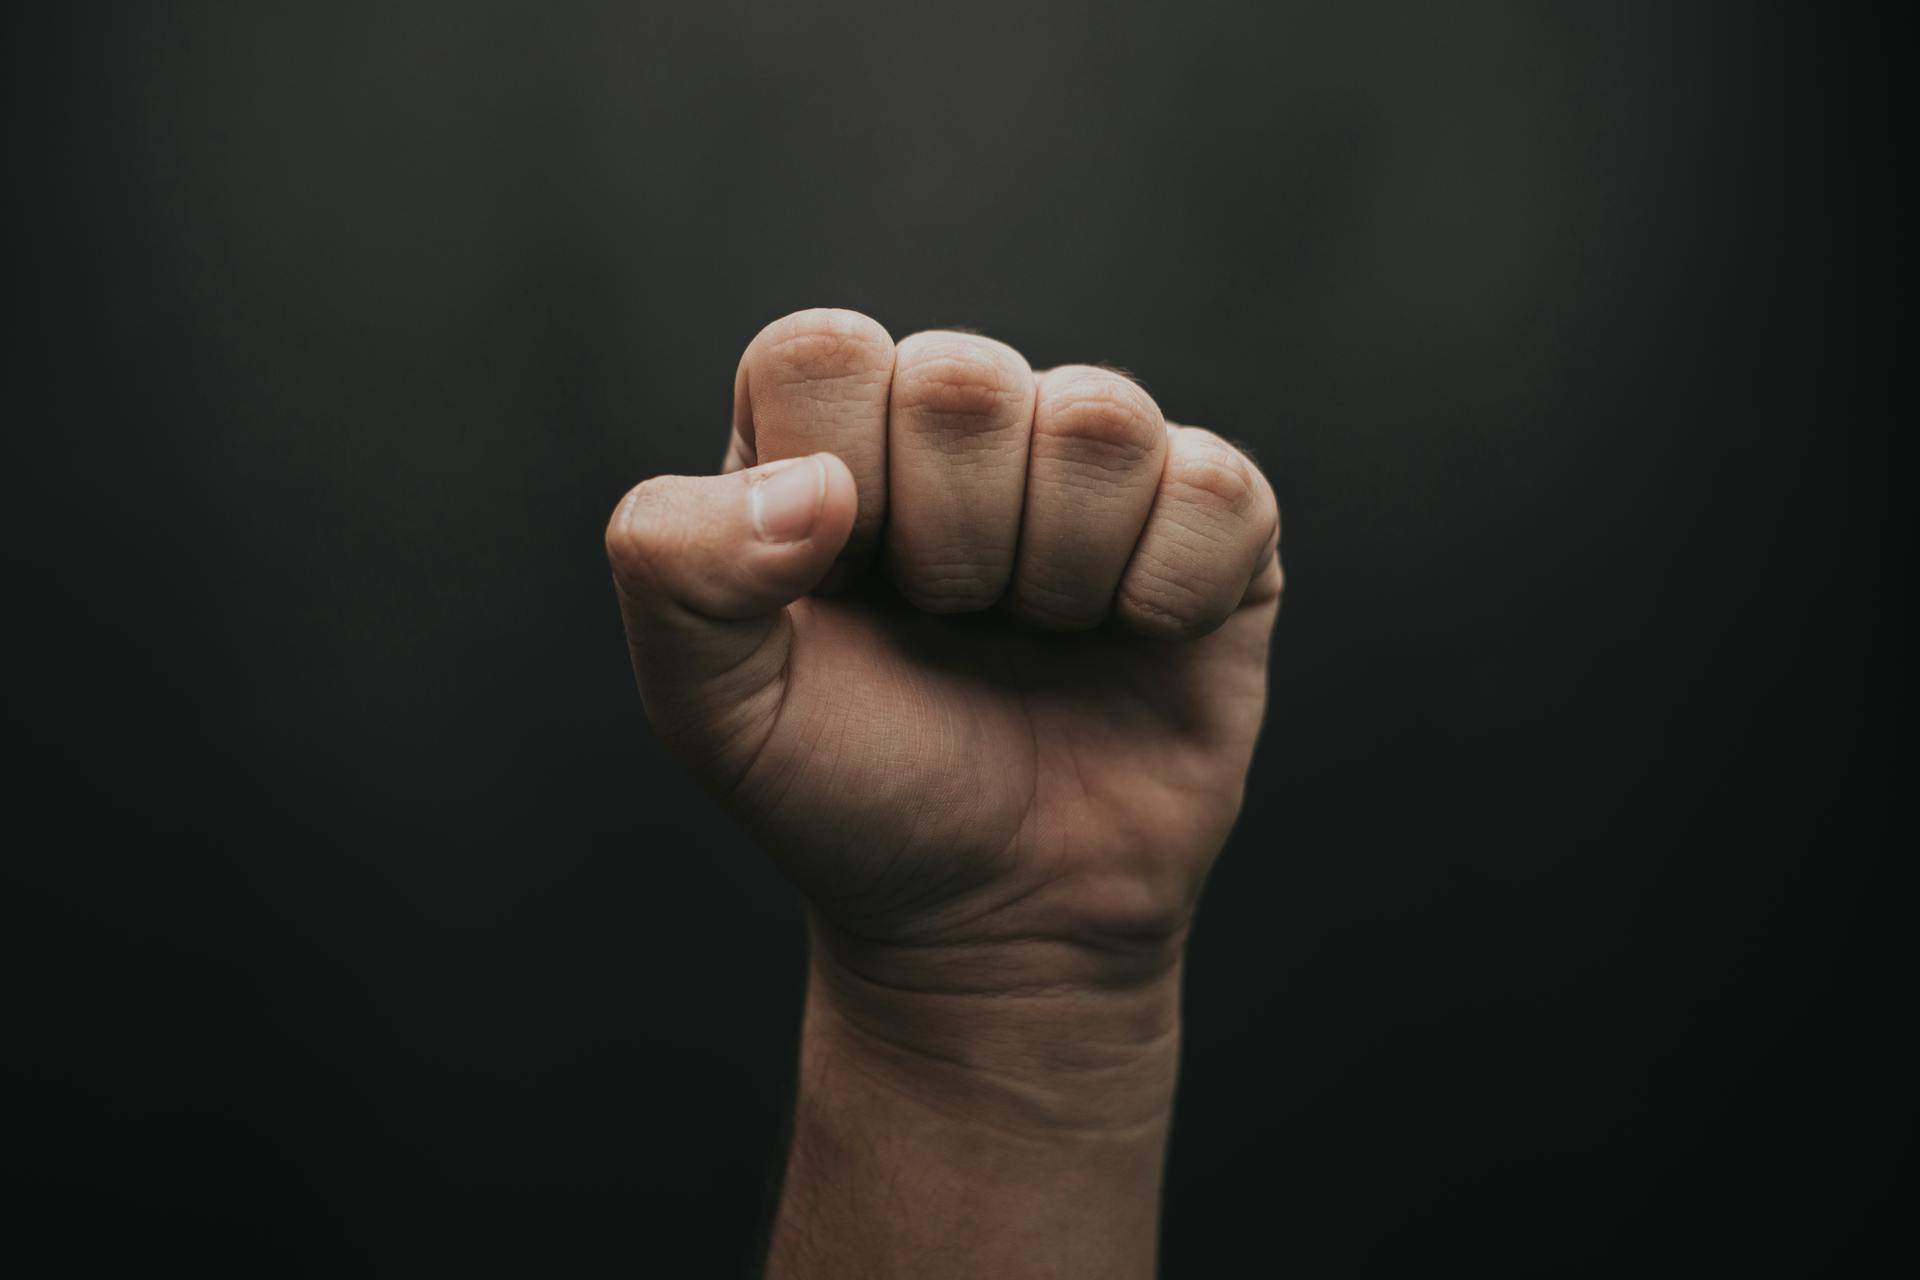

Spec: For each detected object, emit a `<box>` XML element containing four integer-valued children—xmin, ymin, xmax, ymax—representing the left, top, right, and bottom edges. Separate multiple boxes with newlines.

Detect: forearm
<box><xmin>766</xmin><ymin>926</ymin><xmax>1184</xmax><ymax>1279</ymax></box>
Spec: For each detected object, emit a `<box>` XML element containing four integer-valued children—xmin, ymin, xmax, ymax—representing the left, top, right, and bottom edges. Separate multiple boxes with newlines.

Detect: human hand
<box><xmin>608</xmin><ymin>309</ymin><xmax>1280</xmax><ymax>1275</ymax></box>
<box><xmin>607</xmin><ymin>306</ymin><xmax>1280</xmax><ymax>997</ymax></box>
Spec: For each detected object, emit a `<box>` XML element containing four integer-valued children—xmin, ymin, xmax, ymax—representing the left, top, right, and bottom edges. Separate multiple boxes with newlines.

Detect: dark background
<box><xmin>6</xmin><ymin>1</ymin><xmax>1899</xmax><ymax>1273</ymax></box>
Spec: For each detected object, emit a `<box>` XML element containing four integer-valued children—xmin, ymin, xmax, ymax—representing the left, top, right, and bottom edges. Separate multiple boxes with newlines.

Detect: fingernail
<box><xmin>749</xmin><ymin>456</ymin><xmax>825</xmax><ymax>543</ymax></box>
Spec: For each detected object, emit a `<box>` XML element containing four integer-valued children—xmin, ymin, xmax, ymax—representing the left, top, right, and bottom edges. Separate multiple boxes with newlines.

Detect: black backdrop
<box><xmin>6</xmin><ymin>2</ymin><xmax>1899</xmax><ymax>1274</ymax></box>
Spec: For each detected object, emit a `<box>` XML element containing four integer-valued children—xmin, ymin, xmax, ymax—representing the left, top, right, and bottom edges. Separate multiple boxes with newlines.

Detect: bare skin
<box><xmin>606</xmin><ymin>309</ymin><xmax>1282</xmax><ymax>1277</ymax></box>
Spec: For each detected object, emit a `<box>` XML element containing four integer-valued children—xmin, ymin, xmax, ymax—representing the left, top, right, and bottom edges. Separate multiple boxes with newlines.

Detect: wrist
<box><xmin>800</xmin><ymin>912</ymin><xmax>1186</xmax><ymax>1136</ymax></box>
<box><xmin>768</xmin><ymin>912</ymin><xmax>1185</xmax><ymax>1277</ymax></box>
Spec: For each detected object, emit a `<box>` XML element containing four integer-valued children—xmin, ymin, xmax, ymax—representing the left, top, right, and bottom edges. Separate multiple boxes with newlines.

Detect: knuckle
<box><xmin>892</xmin><ymin>334</ymin><xmax>1032</xmax><ymax>423</ymax></box>
<box><xmin>1036</xmin><ymin>367</ymin><xmax>1163</xmax><ymax>466</ymax></box>
<box><xmin>753</xmin><ymin>308</ymin><xmax>894</xmax><ymax>384</ymax></box>
<box><xmin>1012</xmin><ymin>577</ymin><xmax>1107</xmax><ymax>631</ymax></box>
<box><xmin>894</xmin><ymin>561</ymin><xmax>1004</xmax><ymax>612</ymax></box>
<box><xmin>1166</xmin><ymin>435</ymin><xmax>1258</xmax><ymax>511</ymax></box>
<box><xmin>1117</xmin><ymin>569</ymin><xmax>1229</xmax><ymax>640</ymax></box>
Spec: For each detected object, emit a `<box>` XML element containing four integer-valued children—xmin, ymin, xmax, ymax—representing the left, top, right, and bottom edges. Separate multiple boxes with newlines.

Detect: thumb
<box><xmin>605</xmin><ymin>452</ymin><xmax>857</xmax><ymax>764</ymax></box>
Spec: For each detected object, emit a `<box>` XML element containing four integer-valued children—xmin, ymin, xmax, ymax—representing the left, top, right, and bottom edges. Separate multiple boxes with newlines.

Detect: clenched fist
<box><xmin>606</xmin><ymin>308</ymin><xmax>1282</xmax><ymax>1276</ymax></box>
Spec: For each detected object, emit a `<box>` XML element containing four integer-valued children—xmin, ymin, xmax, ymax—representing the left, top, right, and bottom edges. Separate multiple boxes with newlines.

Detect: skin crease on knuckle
<box><xmin>1033</xmin><ymin>369</ymin><xmax>1164</xmax><ymax>472</ymax></box>
<box><xmin>1166</xmin><ymin>434</ymin><xmax>1259</xmax><ymax>512</ymax></box>
<box><xmin>893</xmin><ymin>336</ymin><xmax>1032</xmax><ymax>429</ymax></box>
<box><xmin>757</xmin><ymin>309</ymin><xmax>896</xmax><ymax>390</ymax></box>
<box><xmin>1118</xmin><ymin>561</ymin><xmax>1233</xmax><ymax>639</ymax></box>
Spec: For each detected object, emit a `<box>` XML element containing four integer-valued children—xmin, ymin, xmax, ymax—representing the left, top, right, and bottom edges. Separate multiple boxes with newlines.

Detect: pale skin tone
<box><xmin>606</xmin><ymin>309</ymin><xmax>1282</xmax><ymax>1277</ymax></box>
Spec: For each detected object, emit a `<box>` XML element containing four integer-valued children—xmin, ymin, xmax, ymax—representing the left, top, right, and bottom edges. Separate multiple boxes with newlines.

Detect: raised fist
<box><xmin>607</xmin><ymin>309</ymin><xmax>1282</xmax><ymax>1011</ymax></box>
